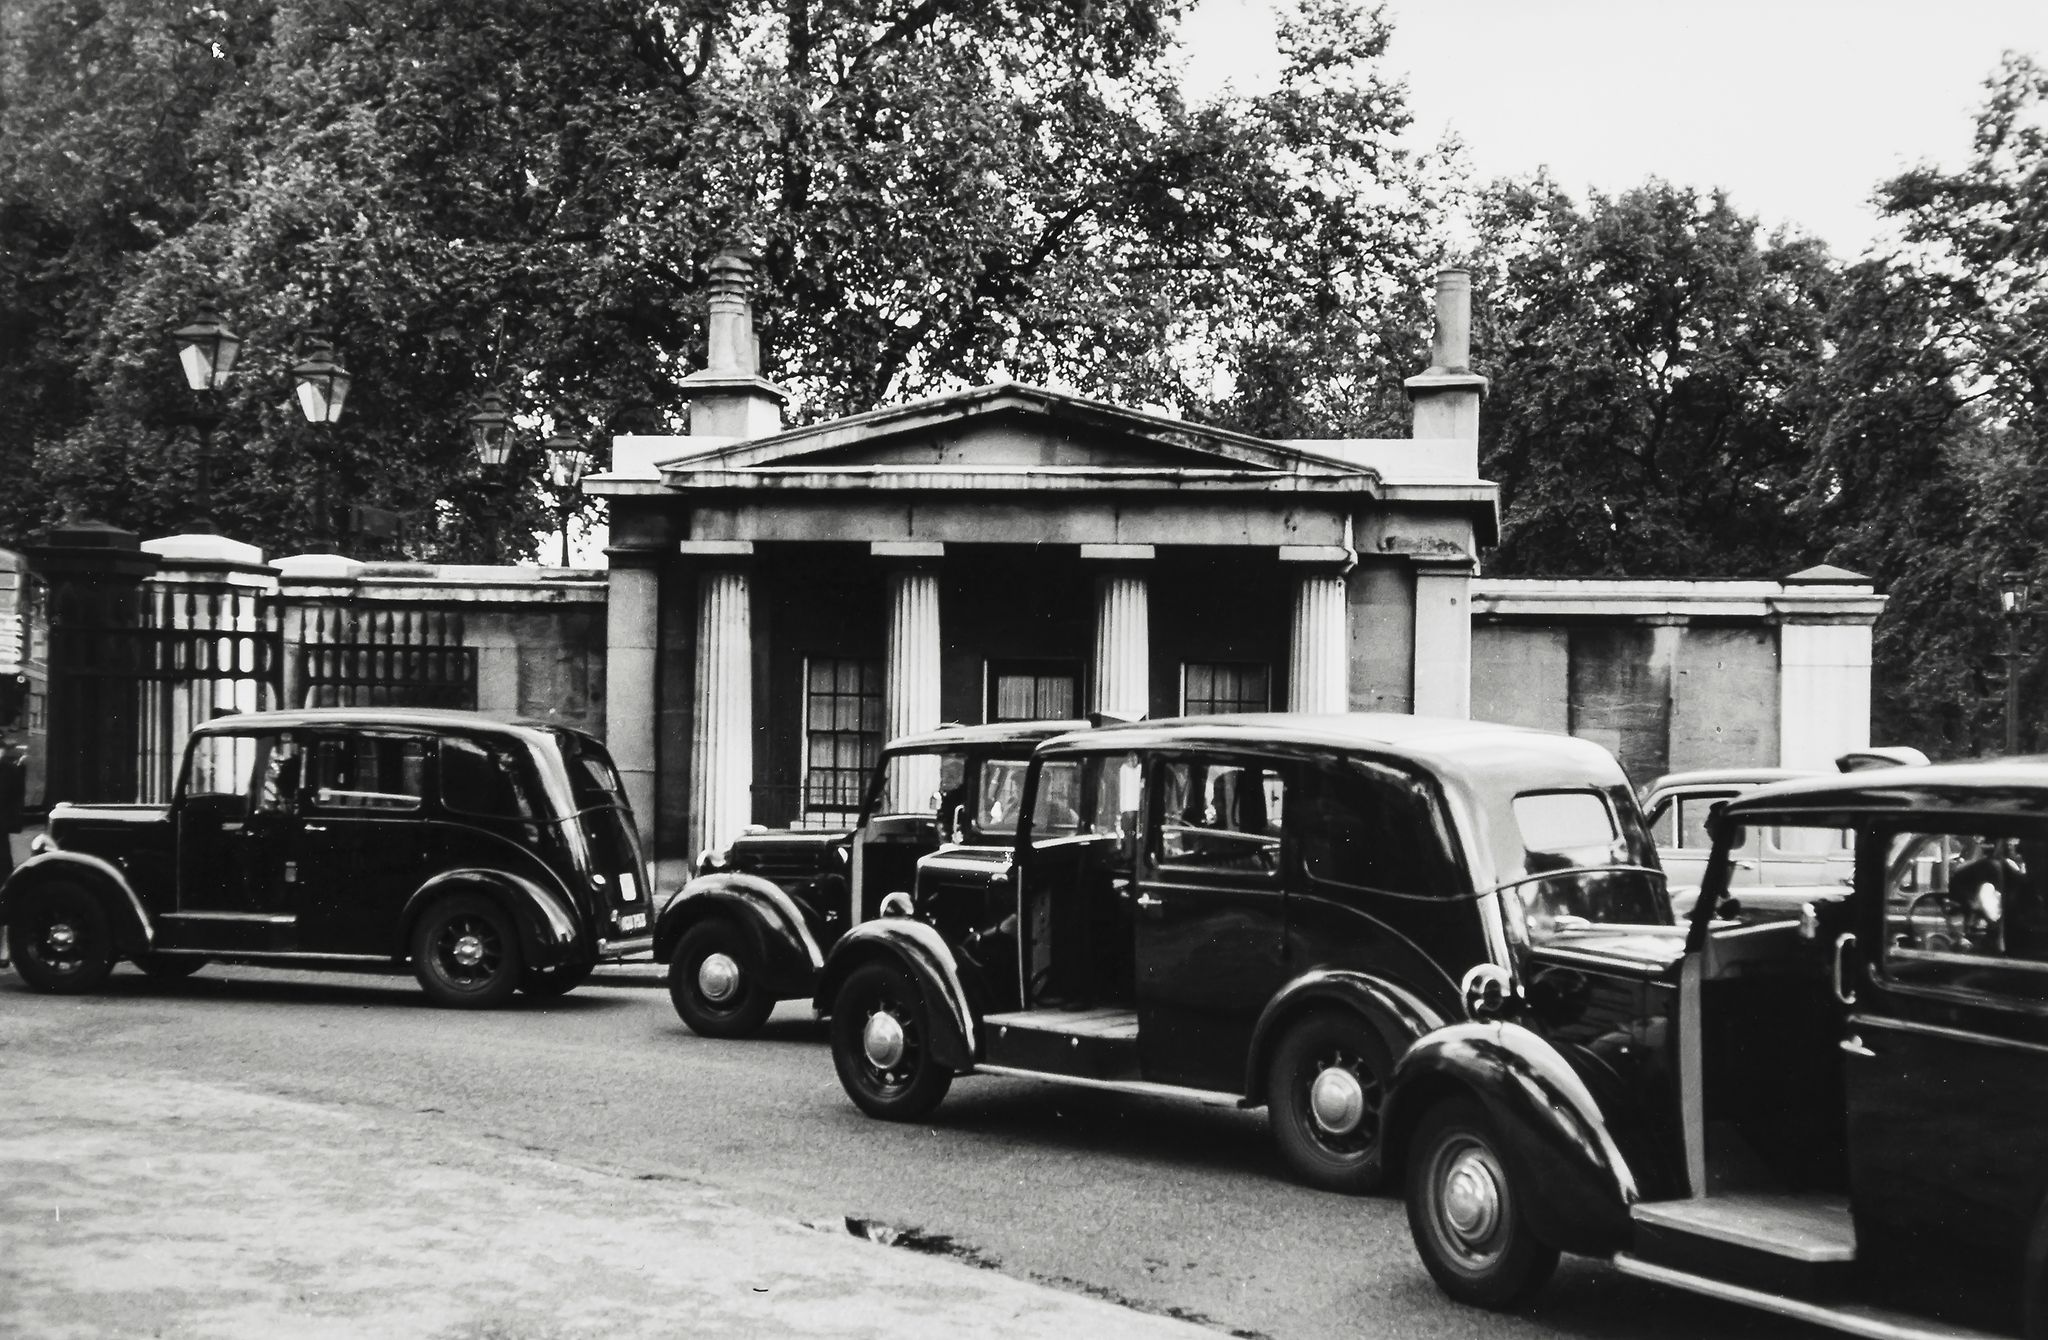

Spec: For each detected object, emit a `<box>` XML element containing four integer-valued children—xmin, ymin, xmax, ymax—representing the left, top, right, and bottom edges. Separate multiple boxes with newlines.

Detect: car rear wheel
<box><xmin>9</xmin><ymin>882</ymin><xmax>114</xmax><ymax>995</ymax></box>
<box><xmin>829</xmin><ymin>959</ymin><xmax>952</xmax><ymax>1120</ymax></box>
<box><xmin>519</xmin><ymin>960</ymin><xmax>593</xmax><ymax>997</ymax></box>
<box><xmin>668</xmin><ymin>919</ymin><xmax>775</xmax><ymax>1038</ymax></box>
<box><xmin>1266</xmin><ymin>1010</ymin><xmax>1391</xmax><ymax>1193</ymax></box>
<box><xmin>1407</xmin><ymin>1095</ymin><xmax>1559</xmax><ymax>1309</ymax></box>
<box><xmin>411</xmin><ymin>892</ymin><xmax>523</xmax><ymax>1009</ymax></box>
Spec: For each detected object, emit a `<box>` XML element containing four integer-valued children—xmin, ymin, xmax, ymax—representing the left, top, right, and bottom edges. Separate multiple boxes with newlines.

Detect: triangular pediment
<box><xmin>653</xmin><ymin>383</ymin><xmax>1372</xmax><ymax>480</ymax></box>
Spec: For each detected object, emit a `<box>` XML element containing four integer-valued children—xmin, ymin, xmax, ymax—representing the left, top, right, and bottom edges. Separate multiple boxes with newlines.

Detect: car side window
<box><xmin>182</xmin><ymin>732</ymin><xmax>261</xmax><ymax>805</ymax></box>
<box><xmin>305</xmin><ymin>733</ymin><xmax>427</xmax><ymax>812</ymax></box>
<box><xmin>1150</xmin><ymin>756</ymin><xmax>1285</xmax><ymax>878</ymax></box>
<box><xmin>1882</xmin><ymin>827</ymin><xmax>2048</xmax><ymax>1002</ymax></box>
<box><xmin>440</xmin><ymin>736</ymin><xmax>535</xmax><ymax>820</ymax></box>
<box><xmin>252</xmin><ymin>735</ymin><xmax>302</xmax><ymax>815</ymax></box>
<box><xmin>1296</xmin><ymin>759</ymin><xmax>1460</xmax><ymax>896</ymax></box>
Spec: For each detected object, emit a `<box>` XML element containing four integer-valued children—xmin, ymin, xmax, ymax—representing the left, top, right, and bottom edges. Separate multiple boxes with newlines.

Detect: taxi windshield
<box><xmin>1508</xmin><ymin>786</ymin><xmax>1668</xmax><ymax>937</ymax></box>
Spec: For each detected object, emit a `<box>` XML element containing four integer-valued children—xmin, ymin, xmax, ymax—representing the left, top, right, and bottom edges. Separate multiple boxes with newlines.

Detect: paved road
<box><xmin>0</xmin><ymin>963</ymin><xmax>1817</xmax><ymax>1340</ymax></box>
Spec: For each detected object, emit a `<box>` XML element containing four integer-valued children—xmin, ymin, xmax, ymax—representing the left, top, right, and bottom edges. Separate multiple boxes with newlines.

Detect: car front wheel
<box><xmin>411</xmin><ymin>892</ymin><xmax>523</xmax><ymax>1009</ymax></box>
<box><xmin>829</xmin><ymin>959</ymin><xmax>952</xmax><ymax>1120</ymax></box>
<box><xmin>1266</xmin><ymin>1010</ymin><xmax>1391</xmax><ymax>1193</ymax></box>
<box><xmin>1406</xmin><ymin>1095</ymin><xmax>1559</xmax><ymax>1310</ymax></box>
<box><xmin>668</xmin><ymin>919</ymin><xmax>774</xmax><ymax>1038</ymax></box>
<box><xmin>9</xmin><ymin>882</ymin><xmax>114</xmax><ymax>994</ymax></box>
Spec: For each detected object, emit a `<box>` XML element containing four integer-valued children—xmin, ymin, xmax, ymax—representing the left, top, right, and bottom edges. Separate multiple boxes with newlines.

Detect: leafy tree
<box><xmin>2</xmin><ymin>0</ymin><xmax>1445</xmax><ymax>559</ymax></box>
<box><xmin>1798</xmin><ymin>54</ymin><xmax>2048</xmax><ymax>756</ymax></box>
<box><xmin>1469</xmin><ymin>177</ymin><xmax>1834</xmax><ymax>578</ymax></box>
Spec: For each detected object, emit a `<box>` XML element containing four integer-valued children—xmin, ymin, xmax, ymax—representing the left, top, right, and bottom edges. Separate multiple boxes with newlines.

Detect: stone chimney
<box><xmin>678</xmin><ymin>251</ymin><xmax>790</xmax><ymax>440</ymax></box>
<box><xmin>1403</xmin><ymin>267</ymin><xmax>1488</xmax><ymax>441</ymax></box>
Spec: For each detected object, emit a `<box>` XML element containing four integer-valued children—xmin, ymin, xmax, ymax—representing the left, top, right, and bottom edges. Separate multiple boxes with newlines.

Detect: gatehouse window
<box><xmin>989</xmin><ymin>661</ymin><xmax>1078</xmax><ymax>722</ymax></box>
<box><xmin>804</xmin><ymin>656</ymin><xmax>883</xmax><ymax>820</ymax></box>
<box><xmin>1182</xmin><ymin>662</ymin><xmax>1270</xmax><ymax>715</ymax></box>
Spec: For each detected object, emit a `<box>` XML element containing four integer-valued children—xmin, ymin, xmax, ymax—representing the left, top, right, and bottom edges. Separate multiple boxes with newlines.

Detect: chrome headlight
<box><xmin>696</xmin><ymin>847</ymin><xmax>730</xmax><ymax>876</ymax></box>
<box><xmin>29</xmin><ymin>833</ymin><xmax>51</xmax><ymax>855</ymax></box>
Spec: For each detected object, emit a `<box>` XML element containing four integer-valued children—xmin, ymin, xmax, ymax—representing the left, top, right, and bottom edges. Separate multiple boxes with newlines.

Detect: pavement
<box><xmin>0</xmin><ymin>814</ymin><xmax>1210</xmax><ymax>1340</ymax></box>
<box><xmin>0</xmin><ymin>1041</ymin><xmax>1218</xmax><ymax>1340</ymax></box>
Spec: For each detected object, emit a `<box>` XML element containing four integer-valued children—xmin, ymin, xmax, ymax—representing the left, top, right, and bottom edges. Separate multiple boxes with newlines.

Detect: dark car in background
<box><xmin>1</xmin><ymin>709</ymin><xmax>652</xmax><ymax>1007</ymax></box>
<box><xmin>813</xmin><ymin>713</ymin><xmax>1668</xmax><ymax>1193</ymax></box>
<box><xmin>652</xmin><ymin>720</ymin><xmax>1087</xmax><ymax>1037</ymax></box>
<box><xmin>1391</xmin><ymin>758</ymin><xmax>2048</xmax><ymax>1338</ymax></box>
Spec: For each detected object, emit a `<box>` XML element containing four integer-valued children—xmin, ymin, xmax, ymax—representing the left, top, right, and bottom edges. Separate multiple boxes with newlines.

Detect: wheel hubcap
<box><xmin>45</xmin><ymin>922</ymin><xmax>78</xmax><ymax>954</ymax></box>
<box><xmin>862</xmin><ymin>1009</ymin><xmax>907</xmax><ymax>1069</ymax></box>
<box><xmin>697</xmin><ymin>952</ymin><xmax>741</xmax><ymax>1003</ymax></box>
<box><xmin>1308</xmin><ymin>1064</ymin><xmax>1366</xmax><ymax>1136</ymax></box>
<box><xmin>1441</xmin><ymin>1146</ymin><xmax>1505</xmax><ymax>1248</ymax></box>
<box><xmin>451</xmin><ymin>933</ymin><xmax>486</xmax><ymax>968</ymax></box>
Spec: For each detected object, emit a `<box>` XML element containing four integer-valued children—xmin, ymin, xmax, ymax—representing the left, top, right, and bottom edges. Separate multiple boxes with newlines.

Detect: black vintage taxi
<box><xmin>1389</xmin><ymin>759</ymin><xmax>2048</xmax><ymax>1338</ymax></box>
<box><xmin>811</xmin><ymin>713</ymin><xmax>1665</xmax><ymax>1193</ymax></box>
<box><xmin>652</xmin><ymin>720</ymin><xmax>1086</xmax><ymax>1037</ymax></box>
<box><xmin>1</xmin><ymin>709</ymin><xmax>653</xmax><ymax>1007</ymax></box>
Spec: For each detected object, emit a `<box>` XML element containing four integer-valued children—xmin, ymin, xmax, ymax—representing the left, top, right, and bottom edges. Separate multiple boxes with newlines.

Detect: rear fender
<box><xmin>0</xmin><ymin>852</ymin><xmax>153</xmax><ymax>959</ymax></box>
<box><xmin>1242</xmin><ymin>968</ymin><xmax>1447</xmax><ymax>1105</ymax></box>
<box><xmin>401</xmin><ymin>869</ymin><xmax>582</xmax><ymax>968</ymax></box>
<box><xmin>814</xmin><ymin>919</ymin><xmax>975</xmax><ymax>1072</ymax></box>
<box><xmin>652</xmin><ymin>873</ymin><xmax>823</xmax><ymax>998</ymax></box>
<box><xmin>1382</xmin><ymin>1021</ymin><xmax>1638</xmax><ymax>1256</ymax></box>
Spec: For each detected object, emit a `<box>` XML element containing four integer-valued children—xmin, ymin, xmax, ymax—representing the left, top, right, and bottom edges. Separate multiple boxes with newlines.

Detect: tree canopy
<box><xmin>0</xmin><ymin>0</ymin><xmax>1443</xmax><ymax>559</ymax></box>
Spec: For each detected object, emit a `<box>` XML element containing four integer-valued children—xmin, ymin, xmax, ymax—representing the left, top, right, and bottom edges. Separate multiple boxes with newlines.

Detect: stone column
<box><xmin>1083</xmin><ymin>544</ymin><xmax>1152</xmax><ymax>720</ymax></box>
<box><xmin>1772</xmin><ymin>567</ymin><xmax>1883</xmax><ymax>771</ymax></box>
<box><xmin>1288</xmin><ymin>571</ymin><xmax>1350</xmax><ymax>713</ymax></box>
<box><xmin>1411</xmin><ymin>560</ymin><xmax>1474</xmax><ymax>719</ymax></box>
<box><xmin>685</xmin><ymin>544</ymin><xmax>754</xmax><ymax>859</ymax></box>
<box><xmin>877</xmin><ymin>542</ymin><xmax>943</xmax><ymax>811</ymax></box>
<box><xmin>604</xmin><ymin>555</ymin><xmax>662</xmax><ymax>852</ymax></box>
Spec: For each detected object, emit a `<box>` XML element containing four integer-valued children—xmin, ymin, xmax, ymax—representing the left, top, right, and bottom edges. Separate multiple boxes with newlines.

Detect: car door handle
<box><xmin>302</xmin><ymin>823</ymin><xmax>328</xmax><ymax>833</ymax></box>
<box><xmin>1840</xmin><ymin>1034</ymin><xmax>1877</xmax><ymax>1058</ymax></box>
<box><xmin>1133</xmin><ymin>893</ymin><xmax>1162</xmax><ymax>909</ymax></box>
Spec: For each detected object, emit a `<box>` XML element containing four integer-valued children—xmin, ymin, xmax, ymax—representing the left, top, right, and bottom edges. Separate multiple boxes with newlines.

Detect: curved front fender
<box><xmin>1</xmin><ymin>852</ymin><xmax>153</xmax><ymax>957</ymax></box>
<box><xmin>401</xmin><ymin>869</ymin><xmax>582</xmax><ymax>967</ymax></box>
<box><xmin>653</xmin><ymin>873</ymin><xmax>825</xmax><ymax>999</ymax></box>
<box><xmin>1242</xmin><ymin>968</ymin><xmax>1448</xmax><ymax>1105</ymax></box>
<box><xmin>1384</xmin><ymin>1021</ymin><xmax>1638</xmax><ymax>1257</ymax></box>
<box><xmin>815</xmin><ymin>919</ymin><xmax>975</xmax><ymax>1071</ymax></box>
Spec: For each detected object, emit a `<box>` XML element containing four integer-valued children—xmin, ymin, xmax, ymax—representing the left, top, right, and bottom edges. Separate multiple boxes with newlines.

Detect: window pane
<box><xmin>803</xmin><ymin>656</ymin><xmax>883</xmax><ymax>820</ymax></box>
<box><xmin>1298</xmin><ymin>759</ymin><xmax>1459</xmax><ymax>896</ymax></box>
<box><xmin>1152</xmin><ymin>758</ymin><xmax>1284</xmax><ymax>877</ymax></box>
<box><xmin>441</xmin><ymin>737</ymin><xmax>535</xmax><ymax>819</ymax></box>
<box><xmin>1884</xmin><ymin>829</ymin><xmax>2048</xmax><ymax>999</ymax></box>
<box><xmin>1183</xmin><ymin>661</ymin><xmax>1269</xmax><ymax>715</ymax></box>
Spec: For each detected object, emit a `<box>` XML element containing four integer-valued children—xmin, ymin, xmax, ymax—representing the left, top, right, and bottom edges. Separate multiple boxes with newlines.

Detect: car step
<box><xmin>1630</xmin><ymin>1193</ymin><xmax>1855</xmax><ymax>1298</ymax></box>
<box><xmin>982</xmin><ymin>1008</ymin><xmax>1139</xmax><ymax>1080</ymax></box>
<box><xmin>1613</xmin><ymin>1253</ymin><xmax>2004</xmax><ymax>1340</ymax></box>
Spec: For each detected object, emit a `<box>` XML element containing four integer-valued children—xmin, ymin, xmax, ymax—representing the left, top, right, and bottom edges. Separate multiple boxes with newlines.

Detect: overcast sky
<box><xmin>1180</xmin><ymin>0</ymin><xmax>2048</xmax><ymax>257</ymax></box>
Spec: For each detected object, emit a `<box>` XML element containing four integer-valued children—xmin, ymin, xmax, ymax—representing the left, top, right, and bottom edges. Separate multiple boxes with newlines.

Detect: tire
<box><xmin>519</xmin><ymin>959</ymin><xmax>594</xmax><ymax>998</ymax></box>
<box><xmin>829</xmin><ymin>959</ymin><xmax>953</xmax><ymax>1120</ymax></box>
<box><xmin>667</xmin><ymin>919</ymin><xmax>775</xmax><ymax>1038</ymax></box>
<box><xmin>1405</xmin><ymin>1095</ymin><xmax>1560</xmax><ymax>1310</ymax></box>
<box><xmin>1266</xmin><ymin>1010</ymin><xmax>1392</xmax><ymax>1193</ymax></box>
<box><xmin>8</xmin><ymin>882</ymin><xmax>115</xmax><ymax>995</ymax></box>
<box><xmin>138</xmin><ymin>955</ymin><xmax>207</xmax><ymax>980</ymax></box>
<box><xmin>411</xmin><ymin>892</ymin><xmax>524</xmax><ymax>1009</ymax></box>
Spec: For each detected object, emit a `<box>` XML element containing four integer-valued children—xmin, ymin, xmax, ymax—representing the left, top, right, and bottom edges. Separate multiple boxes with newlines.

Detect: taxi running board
<box><xmin>1612</xmin><ymin>1254</ymin><xmax>2004</xmax><ymax>1340</ymax></box>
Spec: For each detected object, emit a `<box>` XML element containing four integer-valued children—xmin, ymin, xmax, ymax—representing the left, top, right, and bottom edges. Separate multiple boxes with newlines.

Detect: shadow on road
<box><xmin>14</xmin><ymin>965</ymin><xmax>639</xmax><ymax>1014</ymax></box>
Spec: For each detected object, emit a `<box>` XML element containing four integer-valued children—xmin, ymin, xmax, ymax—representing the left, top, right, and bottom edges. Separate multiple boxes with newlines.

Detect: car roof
<box><xmin>1726</xmin><ymin>759</ymin><xmax>2048</xmax><ymax>819</ymax></box>
<box><xmin>1036</xmin><ymin>712</ymin><xmax>1622</xmax><ymax>778</ymax></box>
<box><xmin>885</xmin><ymin>719</ymin><xmax>1091</xmax><ymax>752</ymax></box>
<box><xmin>1643</xmin><ymin>767</ymin><xmax>1814</xmax><ymax>793</ymax></box>
<box><xmin>190</xmin><ymin>707</ymin><xmax>567</xmax><ymax>744</ymax></box>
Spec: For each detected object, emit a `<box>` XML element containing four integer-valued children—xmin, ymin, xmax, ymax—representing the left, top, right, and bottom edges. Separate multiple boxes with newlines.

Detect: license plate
<box><xmin>617</xmin><ymin>912</ymin><xmax>647</xmax><ymax>933</ymax></box>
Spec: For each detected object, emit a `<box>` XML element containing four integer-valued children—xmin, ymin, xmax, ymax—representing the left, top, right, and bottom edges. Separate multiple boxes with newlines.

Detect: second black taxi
<box><xmin>812</xmin><ymin>712</ymin><xmax>1669</xmax><ymax>1192</ymax></box>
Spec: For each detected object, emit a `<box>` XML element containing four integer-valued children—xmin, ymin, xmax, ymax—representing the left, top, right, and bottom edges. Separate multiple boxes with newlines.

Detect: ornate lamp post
<box><xmin>541</xmin><ymin>429</ymin><xmax>594</xmax><ymax>566</ymax></box>
<box><xmin>2001</xmin><ymin>572</ymin><xmax>2033</xmax><ymax>756</ymax></box>
<box><xmin>467</xmin><ymin>391</ymin><xmax>514</xmax><ymax>466</ymax></box>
